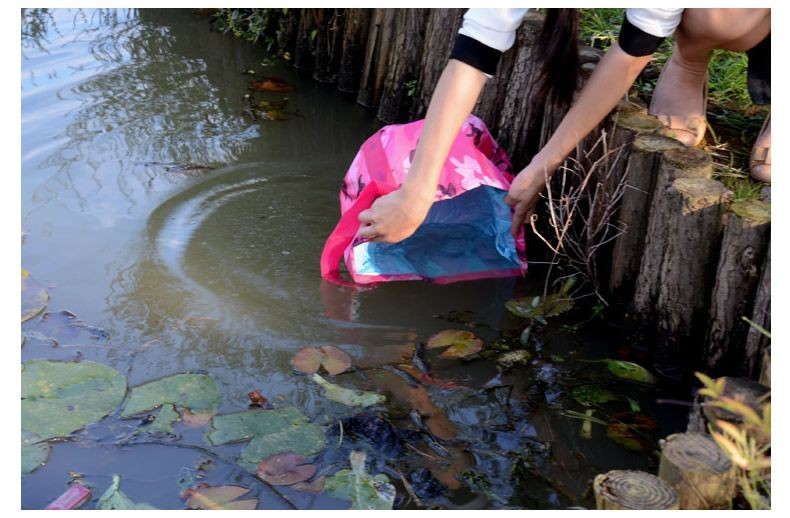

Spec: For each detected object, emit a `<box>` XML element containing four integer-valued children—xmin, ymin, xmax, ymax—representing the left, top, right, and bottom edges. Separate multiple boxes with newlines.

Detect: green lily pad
<box><xmin>506</xmin><ymin>294</ymin><xmax>574</xmax><ymax>320</ymax></box>
<box><xmin>146</xmin><ymin>403</ymin><xmax>180</xmax><ymax>434</ymax></box>
<box><xmin>22</xmin><ymin>360</ymin><xmax>126</xmax><ymax>440</ymax></box>
<box><xmin>21</xmin><ymin>270</ymin><xmax>48</xmax><ymax>323</ymax></box>
<box><xmin>426</xmin><ymin>330</ymin><xmax>484</xmax><ymax>359</ymax></box>
<box><xmin>206</xmin><ymin>406</ymin><xmax>326</xmax><ymax>472</ymax></box>
<box><xmin>97</xmin><ymin>474</ymin><xmax>158</xmax><ymax>510</ymax></box>
<box><xmin>605</xmin><ymin>360</ymin><xmax>657</xmax><ymax>384</ymax></box>
<box><xmin>22</xmin><ymin>430</ymin><xmax>50</xmax><ymax>475</ymax></box>
<box><xmin>570</xmin><ymin>384</ymin><xmax>619</xmax><ymax>406</ymax></box>
<box><xmin>325</xmin><ymin>451</ymin><xmax>396</xmax><ymax>510</ymax></box>
<box><xmin>310</xmin><ymin>373</ymin><xmax>385</xmax><ymax>408</ymax></box>
<box><xmin>121</xmin><ymin>373</ymin><xmax>221</xmax><ymax>419</ymax></box>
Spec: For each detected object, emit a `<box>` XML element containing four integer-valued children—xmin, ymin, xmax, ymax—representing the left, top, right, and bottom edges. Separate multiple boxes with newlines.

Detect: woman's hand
<box><xmin>504</xmin><ymin>160</ymin><xmax>558</xmax><ymax>237</ymax></box>
<box><xmin>357</xmin><ymin>186</ymin><xmax>434</xmax><ymax>243</ymax></box>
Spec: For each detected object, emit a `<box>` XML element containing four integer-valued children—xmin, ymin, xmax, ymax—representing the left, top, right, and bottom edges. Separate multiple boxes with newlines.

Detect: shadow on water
<box><xmin>21</xmin><ymin>8</ymin><xmax>687</xmax><ymax>509</ymax></box>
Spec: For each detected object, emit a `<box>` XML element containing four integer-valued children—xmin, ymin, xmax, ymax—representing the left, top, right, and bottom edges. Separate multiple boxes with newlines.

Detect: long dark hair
<box><xmin>534</xmin><ymin>8</ymin><xmax>580</xmax><ymax>110</ymax></box>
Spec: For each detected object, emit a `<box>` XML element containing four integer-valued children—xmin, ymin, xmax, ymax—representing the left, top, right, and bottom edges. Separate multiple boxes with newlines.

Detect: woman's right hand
<box><xmin>357</xmin><ymin>184</ymin><xmax>434</xmax><ymax>243</ymax></box>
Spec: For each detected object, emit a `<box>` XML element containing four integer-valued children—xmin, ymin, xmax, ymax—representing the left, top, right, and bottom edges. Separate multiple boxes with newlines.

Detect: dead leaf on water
<box><xmin>182</xmin><ymin>484</ymin><xmax>258</xmax><ymax>510</ymax></box>
<box><xmin>251</xmin><ymin>77</ymin><xmax>294</xmax><ymax>93</ymax></box>
<box><xmin>292</xmin><ymin>346</ymin><xmax>353</xmax><ymax>375</ymax></box>
<box><xmin>426</xmin><ymin>330</ymin><xmax>483</xmax><ymax>359</ymax></box>
<box><xmin>256</xmin><ymin>452</ymin><xmax>316</xmax><ymax>486</ymax></box>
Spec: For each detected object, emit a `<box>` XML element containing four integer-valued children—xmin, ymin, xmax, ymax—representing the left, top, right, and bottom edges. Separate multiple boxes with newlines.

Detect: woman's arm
<box><xmin>357</xmin><ymin>59</ymin><xmax>488</xmax><ymax>242</ymax></box>
<box><xmin>505</xmin><ymin>42</ymin><xmax>653</xmax><ymax>235</ymax></box>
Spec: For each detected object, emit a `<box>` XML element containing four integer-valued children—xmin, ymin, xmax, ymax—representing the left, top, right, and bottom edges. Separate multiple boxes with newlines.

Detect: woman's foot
<box><xmin>649</xmin><ymin>45</ymin><xmax>710</xmax><ymax>147</ymax></box>
<box><xmin>750</xmin><ymin>114</ymin><xmax>771</xmax><ymax>182</ymax></box>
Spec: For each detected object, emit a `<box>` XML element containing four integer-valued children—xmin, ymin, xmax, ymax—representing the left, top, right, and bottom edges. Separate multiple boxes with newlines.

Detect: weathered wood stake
<box><xmin>609</xmin><ymin>134</ymin><xmax>684</xmax><ymax>295</ymax></box>
<box><xmin>593</xmin><ymin>470</ymin><xmax>679</xmax><ymax>509</ymax></box>
<box><xmin>357</xmin><ymin>9</ymin><xmax>396</xmax><ymax>108</ymax></box>
<box><xmin>336</xmin><ymin>8</ymin><xmax>372</xmax><ymax>93</ymax></box>
<box><xmin>654</xmin><ymin>177</ymin><xmax>733</xmax><ymax>368</ymax></box>
<box><xmin>701</xmin><ymin>376</ymin><xmax>769</xmax><ymax>426</ymax></box>
<box><xmin>658</xmin><ymin>432</ymin><xmax>736</xmax><ymax>509</ymax></box>
<box><xmin>633</xmin><ymin>147</ymin><xmax>714</xmax><ymax>320</ymax></box>
<box><xmin>704</xmin><ymin>200</ymin><xmax>771</xmax><ymax>375</ymax></box>
<box><xmin>744</xmin><ymin>243</ymin><xmax>771</xmax><ymax>382</ymax></box>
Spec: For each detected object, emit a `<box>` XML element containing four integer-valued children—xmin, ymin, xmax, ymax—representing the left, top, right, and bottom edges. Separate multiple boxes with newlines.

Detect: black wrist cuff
<box><xmin>449</xmin><ymin>34</ymin><xmax>502</xmax><ymax>76</ymax></box>
<box><xmin>618</xmin><ymin>16</ymin><xmax>665</xmax><ymax>57</ymax></box>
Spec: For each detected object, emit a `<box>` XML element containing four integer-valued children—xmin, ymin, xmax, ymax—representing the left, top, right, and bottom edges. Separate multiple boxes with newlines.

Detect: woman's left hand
<box><xmin>504</xmin><ymin>160</ymin><xmax>558</xmax><ymax>236</ymax></box>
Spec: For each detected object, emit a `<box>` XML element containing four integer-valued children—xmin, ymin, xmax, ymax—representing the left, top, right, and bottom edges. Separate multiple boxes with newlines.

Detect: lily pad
<box><xmin>570</xmin><ymin>384</ymin><xmax>619</xmax><ymax>406</ymax></box>
<box><xmin>506</xmin><ymin>294</ymin><xmax>574</xmax><ymax>320</ymax></box>
<box><xmin>22</xmin><ymin>430</ymin><xmax>50</xmax><ymax>475</ymax></box>
<box><xmin>256</xmin><ymin>453</ymin><xmax>316</xmax><ymax>485</ymax></box>
<box><xmin>121</xmin><ymin>373</ymin><xmax>221</xmax><ymax>420</ymax></box>
<box><xmin>605</xmin><ymin>360</ymin><xmax>657</xmax><ymax>384</ymax></box>
<box><xmin>146</xmin><ymin>403</ymin><xmax>180</xmax><ymax>434</ymax></box>
<box><xmin>22</xmin><ymin>360</ymin><xmax>127</xmax><ymax>440</ymax></box>
<box><xmin>206</xmin><ymin>406</ymin><xmax>326</xmax><ymax>472</ymax></box>
<box><xmin>183</xmin><ymin>484</ymin><xmax>258</xmax><ymax>510</ymax></box>
<box><xmin>21</xmin><ymin>270</ymin><xmax>49</xmax><ymax>323</ymax></box>
<box><xmin>325</xmin><ymin>450</ymin><xmax>396</xmax><ymax>510</ymax></box>
<box><xmin>310</xmin><ymin>373</ymin><xmax>385</xmax><ymax>408</ymax></box>
<box><xmin>97</xmin><ymin>474</ymin><xmax>158</xmax><ymax>510</ymax></box>
<box><xmin>426</xmin><ymin>330</ymin><xmax>484</xmax><ymax>359</ymax></box>
<box><xmin>292</xmin><ymin>346</ymin><xmax>353</xmax><ymax>375</ymax></box>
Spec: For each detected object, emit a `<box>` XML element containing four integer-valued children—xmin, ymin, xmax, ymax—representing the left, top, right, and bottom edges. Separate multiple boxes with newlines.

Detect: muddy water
<box><xmin>22</xmin><ymin>9</ymin><xmax>677</xmax><ymax>510</ymax></box>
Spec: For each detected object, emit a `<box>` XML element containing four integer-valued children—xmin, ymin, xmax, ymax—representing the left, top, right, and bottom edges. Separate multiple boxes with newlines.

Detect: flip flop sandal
<box><xmin>750</xmin><ymin>114</ymin><xmax>771</xmax><ymax>183</ymax></box>
<box><xmin>649</xmin><ymin>54</ymin><xmax>709</xmax><ymax>147</ymax></box>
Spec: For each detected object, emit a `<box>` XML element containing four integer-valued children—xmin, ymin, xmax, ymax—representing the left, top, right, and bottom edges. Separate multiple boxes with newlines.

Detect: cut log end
<box><xmin>614</xmin><ymin>110</ymin><xmax>664</xmax><ymax>133</ymax></box>
<box><xmin>663</xmin><ymin>146</ymin><xmax>712</xmax><ymax>174</ymax></box>
<box><xmin>673</xmin><ymin>177</ymin><xmax>734</xmax><ymax>207</ymax></box>
<box><xmin>594</xmin><ymin>470</ymin><xmax>679</xmax><ymax>510</ymax></box>
<box><xmin>702</xmin><ymin>376</ymin><xmax>770</xmax><ymax>425</ymax></box>
<box><xmin>730</xmin><ymin>199</ymin><xmax>771</xmax><ymax>225</ymax></box>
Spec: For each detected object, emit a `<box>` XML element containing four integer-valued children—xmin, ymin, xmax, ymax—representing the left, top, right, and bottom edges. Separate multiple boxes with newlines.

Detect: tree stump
<box><xmin>593</xmin><ymin>470</ymin><xmax>679</xmax><ymax>510</ymax></box>
<box><xmin>357</xmin><ymin>9</ymin><xmax>396</xmax><ymax>108</ymax></box>
<box><xmin>633</xmin><ymin>148</ymin><xmax>714</xmax><ymax>322</ymax></box>
<box><xmin>409</xmin><ymin>8</ymin><xmax>465</xmax><ymax>120</ymax></box>
<box><xmin>744</xmin><ymin>242</ymin><xmax>771</xmax><ymax>382</ymax></box>
<box><xmin>704</xmin><ymin>200</ymin><xmax>771</xmax><ymax>375</ymax></box>
<box><xmin>336</xmin><ymin>8</ymin><xmax>372</xmax><ymax>93</ymax></box>
<box><xmin>658</xmin><ymin>432</ymin><xmax>736</xmax><ymax>509</ymax></box>
<box><xmin>609</xmin><ymin>134</ymin><xmax>684</xmax><ymax>295</ymax></box>
<box><xmin>702</xmin><ymin>376</ymin><xmax>769</xmax><ymax>426</ymax></box>
<box><xmin>653</xmin><ymin>178</ymin><xmax>733</xmax><ymax>370</ymax></box>
<box><xmin>377</xmin><ymin>9</ymin><xmax>430</xmax><ymax>123</ymax></box>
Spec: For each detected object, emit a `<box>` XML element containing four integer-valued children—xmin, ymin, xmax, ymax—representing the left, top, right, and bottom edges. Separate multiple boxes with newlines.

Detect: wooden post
<box><xmin>654</xmin><ymin>178</ymin><xmax>733</xmax><ymax>370</ymax></box>
<box><xmin>409</xmin><ymin>8</ymin><xmax>465</xmax><ymax>120</ymax></box>
<box><xmin>704</xmin><ymin>200</ymin><xmax>771</xmax><ymax>375</ymax></box>
<box><xmin>658</xmin><ymin>432</ymin><xmax>736</xmax><ymax>509</ymax></box>
<box><xmin>702</xmin><ymin>376</ymin><xmax>769</xmax><ymax>426</ymax></box>
<box><xmin>294</xmin><ymin>8</ymin><xmax>319</xmax><ymax>72</ymax></box>
<box><xmin>593</xmin><ymin>470</ymin><xmax>679</xmax><ymax>510</ymax></box>
<box><xmin>312</xmin><ymin>8</ymin><xmax>344</xmax><ymax>84</ymax></box>
<box><xmin>609</xmin><ymin>134</ymin><xmax>684</xmax><ymax>295</ymax></box>
<box><xmin>744</xmin><ymin>243</ymin><xmax>771</xmax><ymax>382</ymax></box>
<box><xmin>276</xmin><ymin>9</ymin><xmax>300</xmax><ymax>58</ymax></box>
<box><xmin>633</xmin><ymin>148</ymin><xmax>714</xmax><ymax>321</ymax></box>
<box><xmin>357</xmin><ymin>9</ymin><xmax>396</xmax><ymax>108</ymax></box>
<box><xmin>336</xmin><ymin>8</ymin><xmax>372</xmax><ymax>93</ymax></box>
<box><xmin>376</xmin><ymin>9</ymin><xmax>430</xmax><ymax>123</ymax></box>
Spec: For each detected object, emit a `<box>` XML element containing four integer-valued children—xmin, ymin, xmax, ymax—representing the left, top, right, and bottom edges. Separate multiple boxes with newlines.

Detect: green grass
<box><xmin>579</xmin><ymin>8</ymin><xmax>769</xmax><ymax>199</ymax></box>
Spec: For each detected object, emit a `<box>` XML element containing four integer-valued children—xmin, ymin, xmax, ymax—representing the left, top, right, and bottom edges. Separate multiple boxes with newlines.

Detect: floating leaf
<box><xmin>146</xmin><ymin>403</ymin><xmax>179</xmax><ymax>434</ymax></box>
<box><xmin>34</xmin><ymin>310</ymin><xmax>110</xmax><ymax>346</ymax></box>
<box><xmin>570</xmin><ymin>384</ymin><xmax>618</xmax><ymax>406</ymax></box>
<box><xmin>22</xmin><ymin>360</ymin><xmax>126</xmax><ymax>440</ymax></box>
<box><xmin>325</xmin><ymin>451</ymin><xmax>396</xmax><ymax>510</ymax></box>
<box><xmin>97</xmin><ymin>474</ymin><xmax>158</xmax><ymax>510</ymax></box>
<box><xmin>292</xmin><ymin>346</ymin><xmax>352</xmax><ymax>375</ymax></box>
<box><xmin>605</xmin><ymin>360</ymin><xmax>657</xmax><ymax>384</ymax></box>
<box><xmin>251</xmin><ymin>77</ymin><xmax>294</xmax><ymax>92</ymax></box>
<box><xmin>22</xmin><ymin>430</ymin><xmax>50</xmax><ymax>475</ymax></box>
<box><xmin>21</xmin><ymin>270</ymin><xmax>49</xmax><ymax>323</ymax></box>
<box><xmin>505</xmin><ymin>294</ymin><xmax>573</xmax><ymax>319</ymax></box>
<box><xmin>256</xmin><ymin>453</ymin><xmax>316</xmax><ymax>485</ymax></box>
<box><xmin>121</xmin><ymin>373</ymin><xmax>221</xmax><ymax>419</ymax></box>
<box><xmin>206</xmin><ymin>406</ymin><xmax>326</xmax><ymax>472</ymax></box>
<box><xmin>606</xmin><ymin>413</ymin><xmax>658</xmax><ymax>452</ymax></box>
<box><xmin>182</xmin><ymin>484</ymin><xmax>257</xmax><ymax>510</ymax></box>
<box><xmin>293</xmin><ymin>475</ymin><xmax>326</xmax><ymax>494</ymax></box>
<box><xmin>310</xmin><ymin>373</ymin><xmax>385</xmax><ymax>408</ymax></box>
<box><xmin>426</xmin><ymin>330</ymin><xmax>484</xmax><ymax>359</ymax></box>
